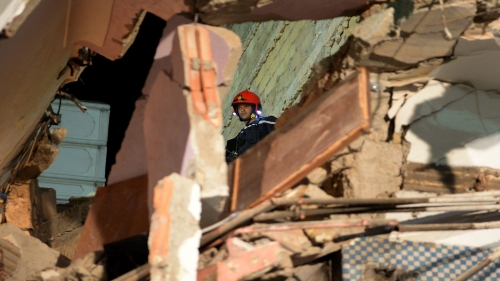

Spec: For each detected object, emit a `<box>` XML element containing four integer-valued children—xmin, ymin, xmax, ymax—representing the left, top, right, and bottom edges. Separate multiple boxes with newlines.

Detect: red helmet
<box><xmin>231</xmin><ymin>90</ymin><xmax>262</xmax><ymax>116</ymax></box>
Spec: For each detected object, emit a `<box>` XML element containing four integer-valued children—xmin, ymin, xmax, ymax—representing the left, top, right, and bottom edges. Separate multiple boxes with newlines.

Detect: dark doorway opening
<box><xmin>62</xmin><ymin>12</ymin><xmax>166</xmax><ymax>181</ymax></box>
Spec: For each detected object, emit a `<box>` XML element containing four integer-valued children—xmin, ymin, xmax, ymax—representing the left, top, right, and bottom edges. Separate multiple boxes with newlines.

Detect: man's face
<box><xmin>237</xmin><ymin>103</ymin><xmax>253</xmax><ymax>120</ymax></box>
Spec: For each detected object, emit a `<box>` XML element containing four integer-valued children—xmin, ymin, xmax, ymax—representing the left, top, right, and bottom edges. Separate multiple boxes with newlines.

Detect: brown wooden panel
<box><xmin>403</xmin><ymin>162</ymin><xmax>500</xmax><ymax>193</ymax></box>
<box><xmin>231</xmin><ymin>69</ymin><xmax>370</xmax><ymax>211</ymax></box>
<box><xmin>72</xmin><ymin>174</ymin><xmax>149</xmax><ymax>262</ymax></box>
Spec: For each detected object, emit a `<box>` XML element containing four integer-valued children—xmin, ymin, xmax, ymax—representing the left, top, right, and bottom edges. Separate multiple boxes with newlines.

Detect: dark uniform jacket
<box><xmin>226</xmin><ymin>116</ymin><xmax>277</xmax><ymax>162</ymax></box>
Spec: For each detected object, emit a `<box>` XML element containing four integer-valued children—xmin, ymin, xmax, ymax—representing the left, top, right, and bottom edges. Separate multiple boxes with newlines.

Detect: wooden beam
<box><xmin>230</xmin><ymin>68</ymin><xmax>370</xmax><ymax>211</ymax></box>
<box><xmin>403</xmin><ymin>162</ymin><xmax>500</xmax><ymax>194</ymax></box>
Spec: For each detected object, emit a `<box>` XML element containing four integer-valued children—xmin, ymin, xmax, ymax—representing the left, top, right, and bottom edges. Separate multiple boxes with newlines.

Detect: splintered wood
<box><xmin>230</xmin><ymin>68</ymin><xmax>371</xmax><ymax>211</ymax></box>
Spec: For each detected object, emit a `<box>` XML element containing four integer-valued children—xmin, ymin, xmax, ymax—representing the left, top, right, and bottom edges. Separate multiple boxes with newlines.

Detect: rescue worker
<box><xmin>226</xmin><ymin>90</ymin><xmax>277</xmax><ymax>163</ymax></box>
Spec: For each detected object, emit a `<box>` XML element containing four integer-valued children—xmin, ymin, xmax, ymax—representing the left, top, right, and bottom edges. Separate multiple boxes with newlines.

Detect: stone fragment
<box><xmin>16</xmin><ymin>128</ymin><xmax>67</xmax><ymax>181</ymax></box>
<box><xmin>304</xmin><ymin>184</ymin><xmax>334</xmax><ymax>200</ymax></box>
<box><xmin>39</xmin><ymin>188</ymin><xmax>57</xmax><ymax>221</ymax></box>
<box><xmin>226</xmin><ymin>237</ymin><xmax>255</xmax><ymax>257</ymax></box>
<box><xmin>0</xmin><ymin>223</ymin><xmax>68</xmax><ymax>280</ymax></box>
<box><xmin>351</xmin><ymin>8</ymin><xmax>394</xmax><ymax>46</ymax></box>
<box><xmin>306</xmin><ymin>167</ymin><xmax>328</xmax><ymax>186</ymax></box>
<box><xmin>34</xmin><ymin>251</ymin><xmax>105</xmax><ymax>281</ymax></box>
<box><xmin>489</xmin><ymin>18</ymin><xmax>500</xmax><ymax>37</ymax></box>
<box><xmin>262</xmin><ymin>229</ymin><xmax>312</xmax><ymax>254</ymax></box>
<box><xmin>304</xmin><ymin>228</ymin><xmax>339</xmax><ymax>244</ymax></box>
<box><xmin>290</xmin><ymin>263</ymin><xmax>330</xmax><ymax>281</ymax></box>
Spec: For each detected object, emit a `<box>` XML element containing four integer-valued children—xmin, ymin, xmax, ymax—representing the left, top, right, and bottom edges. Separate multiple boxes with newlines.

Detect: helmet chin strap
<box><xmin>239</xmin><ymin>113</ymin><xmax>256</xmax><ymax>123</ymax></box>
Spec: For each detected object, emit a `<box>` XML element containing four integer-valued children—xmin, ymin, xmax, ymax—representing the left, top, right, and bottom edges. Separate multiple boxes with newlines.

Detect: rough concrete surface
<box><xmin>0</xmin><ymin>223</ymin><xmax>66</xmax><ymax>281</ymax></box>
<box><xmin>6</xmin><ymin>180</ymin><xmax>37</xmax><ymax>231</ymax></box>
<box><xmin>351</xmin><ymin>8</ymin><xmax>394</xmax><ymax>46</ymax></box>
<box><xmin>149</xmin><ymin>174</ymin><xmax>201</xmax><ymax>281</ymax></box>
<box><xmin>343</xmin><ymin>139</ymin><xmax>404</xmax><ymax>198</ymax></box>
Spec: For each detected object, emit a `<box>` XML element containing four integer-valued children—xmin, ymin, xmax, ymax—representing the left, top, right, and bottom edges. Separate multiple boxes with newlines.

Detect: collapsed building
<box><xmin>1</xmin><ymin>0</ymin><xmax>500</xmax><ymax>280</ymax></box>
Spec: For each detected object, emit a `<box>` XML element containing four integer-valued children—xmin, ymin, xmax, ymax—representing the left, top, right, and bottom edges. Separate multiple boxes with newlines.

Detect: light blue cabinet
<box><xmin>38</xmin><ymin>100</ymin><xmax>110</xmax><ymax>204</ymax></box>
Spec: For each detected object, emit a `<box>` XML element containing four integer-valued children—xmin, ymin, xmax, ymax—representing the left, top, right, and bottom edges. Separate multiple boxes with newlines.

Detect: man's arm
<box><xmin>225</xmin><ymin>137</ymin><xmax>238</xmax><ymax>163</ymax></box>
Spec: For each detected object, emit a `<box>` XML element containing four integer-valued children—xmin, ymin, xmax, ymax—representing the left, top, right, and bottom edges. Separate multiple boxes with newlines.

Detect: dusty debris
<box><xmin>15</xmin><ymin>128</ymin><xmax>67</xmax><ymax>182</ymax></box>
<box><xmin>32</xmin><ymin>251</ymin><xmax>105</xmax><ymax>281</ymax></box>
<box><xmin>0</xmin><ymin>223</ymin><xmax>69</xmax><ymax>281</ymax></box>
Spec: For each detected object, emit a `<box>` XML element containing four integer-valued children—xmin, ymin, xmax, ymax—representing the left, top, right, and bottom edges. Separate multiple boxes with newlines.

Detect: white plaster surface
<box><xmin>431</xmin><ymin>37</ymin><xmax>500</xmax><ymax>91</ymax></box>
<box><xmin>395</xmin><ymin>80</ymin><xmax>500</xmax><ymax>169</ymax></box>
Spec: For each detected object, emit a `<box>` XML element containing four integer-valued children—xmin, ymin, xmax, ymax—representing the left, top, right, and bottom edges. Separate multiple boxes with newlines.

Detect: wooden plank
<box><xmin>403</xmin><ymin>162</ymin><xmax>500</xmax><ymax>194</ymax></box>
<box><xmin>230</xmin><ymin>68</ymin><xmax>370</xmax><ymax>211</ymax></box>
<box><xmin>72</xmin><ymin>174</ymin><xmax>149</xmax><ymax>262</ymax></box>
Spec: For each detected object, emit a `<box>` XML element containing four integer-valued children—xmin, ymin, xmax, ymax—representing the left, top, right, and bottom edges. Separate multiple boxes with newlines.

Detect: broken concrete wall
<box><xmin>222</xmin><ymin>17</ymin><xmax>359</xmax><ymax>140</ymax></box>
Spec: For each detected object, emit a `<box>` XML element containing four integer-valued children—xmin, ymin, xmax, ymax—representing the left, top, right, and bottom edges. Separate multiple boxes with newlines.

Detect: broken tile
<box><xmin>197</xmin><ymin>241</ymin><xmax>292</xmax><ymax>281</ymax></box>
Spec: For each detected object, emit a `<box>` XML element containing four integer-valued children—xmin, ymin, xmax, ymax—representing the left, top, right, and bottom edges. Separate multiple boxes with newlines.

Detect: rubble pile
<box><xmin>198</xmin><ymin>186</ymin><xmax>500</xmax><ymax>280</ymax></box>
<box><xmin>4</xmin><ymin>0</ymin><xmax>500</xmax><ymax>280</ymax></box>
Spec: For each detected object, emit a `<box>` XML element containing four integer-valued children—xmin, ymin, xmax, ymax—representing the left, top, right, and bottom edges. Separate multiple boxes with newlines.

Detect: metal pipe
<box><xmin>254</xmin><ymin>205</ymin><xmax>500</xmax><ymax>222</ymax></box>
<box><xmin>399</xmin><ymin>221</ymin><xmax>500</xmax><ymax>232</ymax></box>
<box><xmin>234</xmin><ymin>219</ymin><xmax>398</xmax><ymax>234</ymax></box>
<box><xmin>454</xmin><ymin>248</ymin><xmax>500</xmax><ymax>281</ymax></box>
<box><xmin>271</xmin><ymin>197</ymin><xmax>500</xmax><ymax>207</ymax></box>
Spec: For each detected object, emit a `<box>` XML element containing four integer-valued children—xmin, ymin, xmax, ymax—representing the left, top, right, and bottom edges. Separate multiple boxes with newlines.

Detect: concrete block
<box><xmin>6</xmin><ymin>180</ymin><xmax>38</xmax><ymax>231</ymax></box>
<box><xmin>0</xmin><ymin>223</ymin><xmax>67</xmax><ymax>280</ymax></box>
<box><xmin>39</xmin><ymin>188</ymin><xmax>57</xmax><ymax>221</ymax></box>
<box><xmin>149</xmin><ymin>174</ymin><xmax>201</xmax><ymax>281</ymax></box>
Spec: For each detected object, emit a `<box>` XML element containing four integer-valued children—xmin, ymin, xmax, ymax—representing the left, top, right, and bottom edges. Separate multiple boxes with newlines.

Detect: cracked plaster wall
<box><xmin>222</xmin><ymin>17</ymin><xmax>359</xmax><ymax>140</ymax></box>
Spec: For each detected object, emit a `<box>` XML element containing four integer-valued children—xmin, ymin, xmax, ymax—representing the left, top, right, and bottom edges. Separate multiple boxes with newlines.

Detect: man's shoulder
<box><xmin>258</xmin><ymin>116</ymin><xmax>277</xmax><ymax>123</ymax></box>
